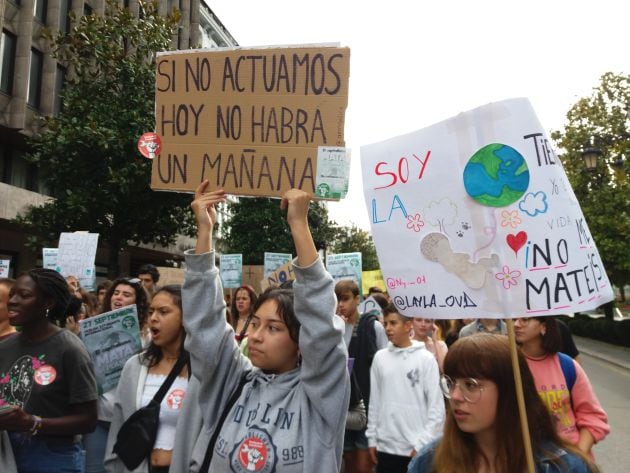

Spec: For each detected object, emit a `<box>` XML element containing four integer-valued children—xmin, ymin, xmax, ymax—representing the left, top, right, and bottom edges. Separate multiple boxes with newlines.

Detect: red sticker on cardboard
<box><xmin>137</xmin><ymin>132</ymin><xmax>162</xmax><ymax>159</ymax></box>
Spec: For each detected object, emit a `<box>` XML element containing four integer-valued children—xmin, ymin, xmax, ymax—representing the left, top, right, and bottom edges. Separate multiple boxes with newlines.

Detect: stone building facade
<box><xmin>0</xmin><ymin>0</ymin><xmax>236</xmax><ymax>277</ymax></box>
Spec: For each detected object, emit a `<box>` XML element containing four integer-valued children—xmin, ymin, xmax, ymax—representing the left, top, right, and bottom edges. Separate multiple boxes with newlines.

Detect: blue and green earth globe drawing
<box><xmin>463</xmin><ymin>143</ymin><xmax>530</xmax><ymax>207</ymax></box>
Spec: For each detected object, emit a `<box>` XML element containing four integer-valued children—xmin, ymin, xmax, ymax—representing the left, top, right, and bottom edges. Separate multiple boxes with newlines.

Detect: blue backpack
<box><xmin>558</xmin><ymin>352</ymin><xmax>576</xmax><ymax>392</ymax></box>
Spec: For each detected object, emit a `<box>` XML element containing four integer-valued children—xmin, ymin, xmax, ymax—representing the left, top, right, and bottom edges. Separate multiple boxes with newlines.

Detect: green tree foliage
<box><xmin>15</xmin><ymin>1</ymin><xmax>194</xmax><ymax>276</ymax></box>
<box><xmin>222</xmin><ymin>198</ymin><xmax>340</xmax><ymax>265</ymax></box>
<box><xmin>330</xmin><ymin>225</ymin><xmax>380</xmax><ymax>271</ymax></box>
<box><xmin>551</xmin><ymin>72</ymin><xmax>630</xmax><ymax>300</ymax></box>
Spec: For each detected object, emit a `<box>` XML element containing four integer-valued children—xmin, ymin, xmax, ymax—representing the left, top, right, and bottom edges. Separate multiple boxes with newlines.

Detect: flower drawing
<box><xmin>31</xmin><ymin>356</ymin><xmax>45</xmax><ymax>370</ymax></box>
<box><xmin>501</xmin><ymin>210</ymin><xmax>522</xmax><ymax>229</ymax></box>
<box><xmin>495</xmin><ymin>265</ymin><xmax>521</xmax><ymax>289</ymax></box>
<box><xmin>407</xmin><ymin>213</ymin><xmax>425</xmax><ymax>232</ymax></box>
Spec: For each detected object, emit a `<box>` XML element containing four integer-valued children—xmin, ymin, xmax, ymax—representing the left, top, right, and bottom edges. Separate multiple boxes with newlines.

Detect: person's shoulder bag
<box><xmin>113</xmin><ymin>353</ymin><xmax>189</xmax><ymax>470</ymax></box>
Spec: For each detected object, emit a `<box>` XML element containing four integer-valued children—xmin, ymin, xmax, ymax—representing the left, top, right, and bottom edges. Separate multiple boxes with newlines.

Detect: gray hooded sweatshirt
<box><xmin>182</xmin><ymin>251</ymin><xmax>350</xmax><ymax>473</ymax></box>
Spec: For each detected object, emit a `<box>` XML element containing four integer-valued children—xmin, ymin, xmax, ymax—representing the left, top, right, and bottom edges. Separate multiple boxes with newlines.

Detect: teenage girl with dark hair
<box><xmin>514</xmin><ymin>316</ymin><xmax>609</xmax><ymax>455</ymax></box>
<box><xmin>182</xmin><ymin>183</ymin><xmax>349</xmax><ymax>472</ymax></box>
<box><xmin>86</xmin><ymin>277</ymin><xmax>151</xmax><ymax>473</ymax></box>
<box><xmin>104</xmin><ymin>285</ymin><xmax>203</xmax><ymax>473</ymax></box>
<box><xmin>229</xmin><ymin>285</ymin><xmax>258</xmax><ymax>343</ymax></box>
<box><xmin>409</xmin><ymin>334</ymin><xmax>599</xmax><ymax>473</ymax></box>
<box><xmin>0</xmin><ymin>268</ymin><xmax>98</xmax><ymax>473</ymax></box>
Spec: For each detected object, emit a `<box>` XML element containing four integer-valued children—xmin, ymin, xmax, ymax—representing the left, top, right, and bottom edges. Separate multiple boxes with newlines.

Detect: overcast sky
<box><xmin>209</xmin><ymin>0</ymin><xmax>629</xmax><ymax>230</ymax></box>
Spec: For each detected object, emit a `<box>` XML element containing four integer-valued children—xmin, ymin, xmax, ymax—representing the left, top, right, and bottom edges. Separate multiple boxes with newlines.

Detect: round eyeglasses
<box><xmin>440</xmin><ymin>375</ymin><xmax>486</xmax><ymax>404</ymax></box>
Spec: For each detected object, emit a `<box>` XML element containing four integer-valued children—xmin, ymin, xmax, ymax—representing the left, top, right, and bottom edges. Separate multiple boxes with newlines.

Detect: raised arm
<box><xmin>183</xmin><ymin>181</ymin><xmax>250</xmax><ymax>432</ymax></box>
<box><xmin>191</xmin><ymin>180</ymin><xmax>225</xmax><ymax>254</ymax></box>
<box><xmin>280</xmin><ymin>189</ymin><xmax>318</xmax><ymax>266</ymax></box>
<box><xmin>281</xmin><ymin>189</ymin><xmax>350</xmax><ymax>443</ymax></box>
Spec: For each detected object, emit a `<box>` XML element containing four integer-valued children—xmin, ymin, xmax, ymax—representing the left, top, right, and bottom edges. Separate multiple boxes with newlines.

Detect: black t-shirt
<box><xmin>0</xmin><ymin>329</ymin><xmax>98</xmax><ymax>417</ymax></box>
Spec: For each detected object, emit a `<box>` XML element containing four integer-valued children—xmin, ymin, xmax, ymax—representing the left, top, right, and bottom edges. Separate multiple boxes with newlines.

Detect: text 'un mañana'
<box><xmin>156</xmin><ymin>150</ymin><xmax>316</xmax><ymax>191</ymax></box>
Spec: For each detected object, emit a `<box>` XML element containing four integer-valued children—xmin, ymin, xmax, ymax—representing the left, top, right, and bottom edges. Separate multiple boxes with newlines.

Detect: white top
<box><xmin>141</xmin><ymin>374</ymin><xmax>189</xmax><ymax>451</ymax></box>
<box><xmin>366</xmin><ymin>341</ymin><xmax>445</xmax><ymax>455</ymax></box>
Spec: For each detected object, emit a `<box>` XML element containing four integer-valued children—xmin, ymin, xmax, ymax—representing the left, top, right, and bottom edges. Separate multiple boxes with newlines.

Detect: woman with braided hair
<box><xmin>0</xmin><ymin>268</ymin><xmax>98</xmax><ymax>473</ymax></box>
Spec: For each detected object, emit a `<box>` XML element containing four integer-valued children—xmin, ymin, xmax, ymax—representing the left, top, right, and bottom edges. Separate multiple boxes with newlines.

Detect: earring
<box><xmin>541</xmin><ymin>329</ymin><xmax>546</xmax><ymax>336</ymax></box>
<box><xmin>45</xmin><ymin>308</ymin><xmax>50</xmax><ymax>318</ymax></box>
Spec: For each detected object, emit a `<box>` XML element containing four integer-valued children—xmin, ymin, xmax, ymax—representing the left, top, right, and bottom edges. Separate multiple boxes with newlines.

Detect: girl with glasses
<box><xmin>408</xmin><ymin>334</ymin><xmax>599</xmax><ymax>473</ymax></box>
<box><xmin>514</xmin><ymin>316</ymin><xmax>608</xmax><ymax>456</ymax></box>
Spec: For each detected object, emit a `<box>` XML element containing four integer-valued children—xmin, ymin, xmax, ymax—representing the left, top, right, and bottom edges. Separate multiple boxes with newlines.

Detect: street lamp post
<box><xmin>581</xmin><ymin>141</ymin><xmax>601</xmax><ymax>171</ymax></box>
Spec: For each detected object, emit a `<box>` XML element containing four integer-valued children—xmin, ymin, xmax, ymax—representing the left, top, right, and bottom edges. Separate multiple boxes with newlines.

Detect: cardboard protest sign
<box><xmin>156</xmin><ymin>266</ymin><xmax>185</xmax><ymax>286</ymax></box>
<box><xmin>327</xmin><ymin>252</ymin><xmax>362</xmax><ymax>290</ymax></box>
<box><xmin>260</xmin><ymin>260</ymin><xmax>295</xmax><ymax>292</ymax></box>
<box><xmin>361</xmin><ymin>98</ymin><xmax>613</xmax><ymax>318</ymax></box>
<box><xmin>264</xmin><ymin>252</ymin><xmax>292</xmax><ymax>277</ymax></box>
<box><xmin>57</xmin><ymin>232</ymin><xmax>99</xmax><ymax>291</ymax></box>
<box><xmin>151</xmin><ymin>45</ymin><xmax>351</xmax><ymax>199</ymax></box>
<box><xmin>80</xmin><ymin>306</ymin><xmax>142</xmax><ymax>393</ymax></box>
<box><xmin>220</xmin><ymin>254</ymin><xmax>243</xmax><ymax>288</ymax></box>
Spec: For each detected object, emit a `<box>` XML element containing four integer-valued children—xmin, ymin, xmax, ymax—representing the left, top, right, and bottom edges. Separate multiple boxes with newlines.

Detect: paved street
<box><xmin>577</xmin><ymin>338</ymin><xmax>630</xmax><ymax>473</ymax></box>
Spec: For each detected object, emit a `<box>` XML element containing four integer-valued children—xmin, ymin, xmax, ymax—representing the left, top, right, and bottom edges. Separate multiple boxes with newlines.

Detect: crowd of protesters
<box><xmin>0</xmin><ymin>186</ymin><xmax>609</xmax><ymax>473</ymax></box>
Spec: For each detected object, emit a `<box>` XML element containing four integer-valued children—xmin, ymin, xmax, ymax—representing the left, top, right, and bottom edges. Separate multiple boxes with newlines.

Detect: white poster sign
<box><xmin>80</xmin><ymin>305</ymin><xmax>142</xmax><ymax>393</ymax></box>
<box><xmin>326</xmin><ymin>252</ymin><xmax>363</xmax><ymax>290</ymax></box>
<box><xmin>57</xmin><ymin>233</ymin><xmax>99</xmax><ymax>290</ymax></box>
<box><xmin>42</xmin><ymin>248</ymin><xmax>59</xmax><ymax>271</ymax></box>
<box><xmin>361</xmin><ymin>98</ymin><xmax>613</xmax><ymax>318</ymax></box>
<box><xmin>220</xmin><ymin>254</ymin><xmax>243</xmax><ymax>289</ymax></box>
<box><xmin>0</xmin><ymin>259</ymin><xmax>10</xmax><ymax>278</ymax></box>
<box><xmin>264</xmin><ymin>252</ymin><xmax>293</xmax><ymax>278</ymax></box>
<box><xmin>358</xmin><ymin>296</ymin><xmax>383</xmax><ymax>318</ymax></box>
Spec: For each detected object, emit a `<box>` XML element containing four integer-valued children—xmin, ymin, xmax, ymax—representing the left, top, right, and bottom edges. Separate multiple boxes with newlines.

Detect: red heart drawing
<box><xmin>506</xmin><ymin>231</ymin><xmax>527</xmax><ymax>255</ymax></box>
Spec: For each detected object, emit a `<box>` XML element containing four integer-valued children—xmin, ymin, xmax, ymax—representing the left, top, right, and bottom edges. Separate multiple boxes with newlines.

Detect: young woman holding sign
<box><xmin>408</xmin><ymin>334</ymin><xmax>599</xmax><ymax>473</ymax></box>
<box><xmin>182</xmin><ymin>181</ymin><xmax>349</xmax><ymax>472</ymax></box>
<box><xmin>85</xmin><ymin>277</ymin><xmax>150</xmax><ymax>473</ymax></box>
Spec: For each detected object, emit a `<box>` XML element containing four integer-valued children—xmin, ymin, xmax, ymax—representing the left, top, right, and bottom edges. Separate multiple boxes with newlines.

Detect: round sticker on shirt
<box><xmin>34</xmin><ymin>365</ymin><xmax>57</xmax><ymax>386</ymax></box>
<box><xmin>166</xmin><ymin>389</ymin><xmax>186</xmax><ymax>410</ymax></box>
<box><xmin>137</xmin><ymin>132</ymin><xmax>162</xmax><ymax>159</ymax></box>
<box><xmin>230</xmin><ymin>427</ymin><xmax>277</xmax><ymax>473</ymax></box>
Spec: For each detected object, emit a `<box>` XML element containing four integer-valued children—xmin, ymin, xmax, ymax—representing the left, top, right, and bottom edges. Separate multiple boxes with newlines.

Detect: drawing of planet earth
<box><xmin>463</xmin><ymin>143</ymin><xmax>530</xmax><ymax>207</ymax></box>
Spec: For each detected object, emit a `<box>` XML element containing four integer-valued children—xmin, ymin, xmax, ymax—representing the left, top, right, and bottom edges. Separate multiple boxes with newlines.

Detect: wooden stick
<box><xmin>506</xmin><ymin>319</ymin><xmax>536</xmax><ymax>473</ymax></box>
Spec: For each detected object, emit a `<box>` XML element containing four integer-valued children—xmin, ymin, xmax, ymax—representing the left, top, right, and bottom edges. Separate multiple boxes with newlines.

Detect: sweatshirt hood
<box><xmin>387</xmin><ymin>340</ymin><xmax>425</xmax><ymax>356</ymax></box>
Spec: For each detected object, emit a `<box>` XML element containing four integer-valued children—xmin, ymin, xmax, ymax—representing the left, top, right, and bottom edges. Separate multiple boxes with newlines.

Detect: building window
<box><xmin>84</xmin><ymin>3</ymin><xmax>93</xmax><ymax>15</ymax></box>
<box><xmin>28</xmin><ymin>49</ymin><xmax>44</xmax><ymax>108</ymax></box>
<box><xmin>54</xmin><ymin>65</ymin><xmax>66</xmax><ymax>115</ymax></box>
<box><xmin>0</xmin><ymin>145</ymin><xmax>8</xmax><ymax>182</ymax></box>
<box><xmin>60</xmin><ymin>0</ymin><xmax>72</xmax><ymax>33</ymax></box>
<box><xmin>0</xmin><ymin>146</ymin><xmax>39</xmax><ymax>191</ymax></box>
<box><xmin>34</xmin><ymin>0</ymin><xmax>48</xmax><ymax>24</ymax></box>
<box><xmin>0</xmin><ymin>31</ymin><xmax>17</xmax><ymax>95</ymax></box>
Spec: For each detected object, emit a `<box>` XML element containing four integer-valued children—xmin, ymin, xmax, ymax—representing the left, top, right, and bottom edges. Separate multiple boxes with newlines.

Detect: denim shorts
<box><xmin>9</xmin><ymin>432</ymin><xmax>85</xmax><ymax>473</ymax></box>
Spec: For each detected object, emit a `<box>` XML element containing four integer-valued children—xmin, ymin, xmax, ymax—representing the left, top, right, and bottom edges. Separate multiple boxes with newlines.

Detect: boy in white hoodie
<box><xmin>366</xmin><ymin>305</ymin><xmax>445</xmax><ymax>473</ymax></box>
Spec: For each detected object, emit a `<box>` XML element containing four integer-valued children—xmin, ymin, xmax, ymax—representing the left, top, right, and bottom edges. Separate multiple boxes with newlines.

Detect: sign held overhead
<box><xmin>151</xmin><ymin>45</ymin><xmax>350</xmax><ymax>199</ymax></box>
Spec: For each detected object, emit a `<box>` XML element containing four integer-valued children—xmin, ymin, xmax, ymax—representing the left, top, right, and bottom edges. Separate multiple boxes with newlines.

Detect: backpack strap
<box><xmin>200</xmin><ymin>372</ymin><xmax>249</xmax><ymax>473</ymax></box>
<box><xmin>153</xmin><ymin>352</ymin><xmax>189</xmax><ymax>403</ymax></box>
<box><xmin>557</xmin><ymin>352</ymin><xmax>576</xmax><ymax>392</ymax></box>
